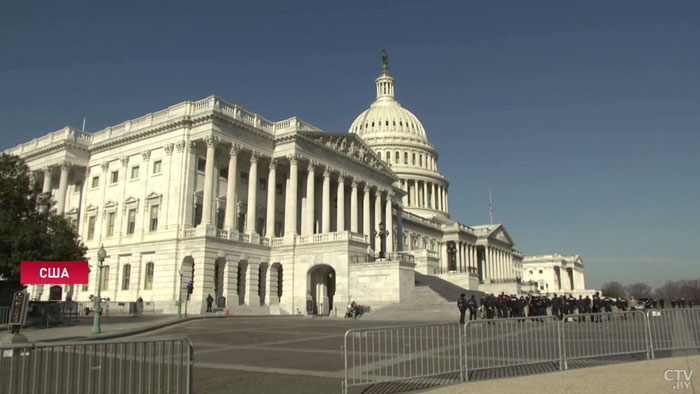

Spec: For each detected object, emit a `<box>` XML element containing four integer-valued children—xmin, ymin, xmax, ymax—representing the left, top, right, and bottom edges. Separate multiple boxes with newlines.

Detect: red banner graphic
<box><xmin>21</xmin><ymin>261</ymin><xmax>89</xmax><ymax>284</ymax></box>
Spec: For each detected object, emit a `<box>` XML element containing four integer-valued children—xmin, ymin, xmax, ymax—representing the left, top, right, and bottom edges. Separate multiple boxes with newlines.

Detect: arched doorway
<box><xmin>307</xmin><ymin>264</ymin><xmax>336</xmax><ymax>315</ymax></box>
<box><xmin>237</xmin><ymin>261</ymin><xmax>247</xmax><ymax>305</ymax></box>
<box><xmin>49</xmin><ymin>285</ymin><xmax>62</xmax><ymax>301</ymax></box>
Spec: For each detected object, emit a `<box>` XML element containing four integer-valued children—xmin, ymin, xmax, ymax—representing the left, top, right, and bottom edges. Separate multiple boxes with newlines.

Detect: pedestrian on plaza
<box><xmin>592</xmin><ymin>293</ymin><xmax>602</xmax><ymax>322</ymax></box>
<box><xmin>206</xmin><ymin>294</ymin><xmax>214</xmax><ymax>312</ymax></box>
<box><xmin>136</xmin><ymin>296</ymin><xmax>144</xmax><ymax>316</ymax></box>
<box><xmin>551</xmin><ymin>293</ymin><xmax>561</xmax><ymax>320</ymax></box>
<box><xmin>576</xmin><ymin>295</ymin><xmax>586</xmax><ymax>322</ymax></box>
<box><xmin>680</xmin><ymin>298</ymin><xmax>687</xmax><ymax>308</ymax></box>
<box><xmin>659</xmin><ymin>298</ymin><xmax>665</xmax><ymax>309</ymax></box>
<box><xmin>457</xmin><ymin>293</ymin><xmax>467</xmax><ymax>324</ymax></box>
<box><xmin>467</xmin><ymin>294</ymin><xmax>478</xmax><ymax>321</ymax></box>
<box><xmin>671</xmin><ymin>298</ymin><xmax>677</xmax><ymax>308</ymax></box>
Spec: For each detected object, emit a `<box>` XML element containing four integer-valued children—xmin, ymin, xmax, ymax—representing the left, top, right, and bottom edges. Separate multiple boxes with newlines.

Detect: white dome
<box><xmin>349</xmin><ymin>93</ymin><xmax>428</xmax><ymax>142</ymax></box>
<box><xmin>348</xmin><ymin>64</ymin><xmax>429</xmax><ymax>145</ymax></box>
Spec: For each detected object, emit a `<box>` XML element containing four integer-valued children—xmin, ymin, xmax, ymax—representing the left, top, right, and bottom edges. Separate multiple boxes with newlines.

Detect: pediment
<box><xmin>298</xmin><ymin>131</ymin><xmax>395</xmax><ymax>176</ymax></box>
<box><xmin>124</xmin><ymin>196</ymin><xmax>139</xmax><ymax>208</ymax></box>
<box><xmin>104</xmin><ymin>200</ymin><xmax>118</xmax><ymax>209</ymax></box>
<box><xmin>489</xmin><ymin>225</ymin><xmax>514</xmax><ymax>246</ymax></box>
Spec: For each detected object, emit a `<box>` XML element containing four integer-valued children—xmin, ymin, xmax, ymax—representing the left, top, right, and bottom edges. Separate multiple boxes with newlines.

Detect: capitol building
<box><xmin>5</xmin><ymin>54</ymin><xmax>591</xmax><ymax>315</ymax></box>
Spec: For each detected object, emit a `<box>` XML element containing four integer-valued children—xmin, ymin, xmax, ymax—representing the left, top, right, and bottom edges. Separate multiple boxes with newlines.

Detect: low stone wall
<box><xmin>349</xmin><ymin>261</ymin><xmax>415</xmax><ymax>307</ymax></box>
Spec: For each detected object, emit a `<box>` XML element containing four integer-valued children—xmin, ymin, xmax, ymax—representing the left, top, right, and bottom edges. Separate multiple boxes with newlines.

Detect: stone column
<box><xmin>322</xmin><ymin>167</ymin><xmax>331</xmax><ymax>233</ymax></box>
<box><xmin>304</xmin><ymin>162</ymin><xmax>316</xmax><ymax>235</ymax></box>
<box><xmin>285</xmin><ymin>155</ymin><xmax>298</xmax><ymax>235</ymax></box>
<box><xmin>456</xmin><ymin>242</ymin><xmax>462</xmax><ymax>272</ymax></box>
<box><xmin>224</xmin><ymin>144</ymin><xmax>241</xmax><ymax>232</ymax></box>
<box><xmin>363</xmin><ymin>185</ymin><xmax>371</xmax><ymax>238</ymax></box>
<box><xmin>445</xmin><ymin>192</ymin><xmax>449</xmax><ymax>212</ymax></box>
<box><xmin>201</xmin><ymin>136</ymin><xmax>218</xmax><ymax>226</ymax></box>
<box><xmin>385</xmin><ymin>192</ymin><xmax>394</xmax><ymax>254</ymax></box>
<box><xmin>246</xmin><ymin>151</ymin><xmax>259</xmax><ymax>234</ymax></box>
<box><xmin>56</xmin><ymin>161</ymin><xmax>71</xmax><ymax>214</ymax></box>
<box><xmin>350</xmin><ymin>180</ymin><xmax>358</xmax><ymax>233</ymax></box>
<box><xmin>422</xmin><ymin>181</ymin><xmax>428</xmax><ymax>208</ymax></box>
<box><xmin>337</xmin><ymin>173</ymin><xmax>345</xmax><ymax>232</ymax></box>
<box><xmin>265</xmin><ymin>159</ymin><xmax>277</xmax><ymax>237</ymax></box>
<box><xmin>412</xmin><ymin>180</ymin><xmax>418</xmax><ymax>208</ymax></box>
<box><xmin>432</xmin><ymin>183</ymin><xmax>437</xmax><ymax>210</ymax></box>
<box><xmin>374</xmin><ymin>188</ymin><xmax>382</xmax><ymax>251</ymax></box>
<box><xmin>42</xmin><ymin>167</ymin><xmax>52</xmax><ymax>194</ymax></box>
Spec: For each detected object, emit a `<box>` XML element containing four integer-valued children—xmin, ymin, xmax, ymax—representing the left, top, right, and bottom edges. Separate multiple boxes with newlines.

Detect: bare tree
<box><xmin>625</xmin><ymin>282</ymin><xmax>652</xmax><ymax>299</ymax></box>
<box><xmin>602</xmin><ymin>281</ymin><xmax>625</xmax><ymax>298</ymax></box>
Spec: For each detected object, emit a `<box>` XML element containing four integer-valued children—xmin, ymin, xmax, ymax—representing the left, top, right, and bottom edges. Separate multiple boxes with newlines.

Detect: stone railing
<box><xmin>183</xmin><ymin>228</ymin><xmax>196</xmax><ymax>238</ymax></box>
<box><xmin>298</xmin><ymin>231</ymin><xmax>369</xmax><ymax>245</ymax></box>
<box><xmin>216</xmin><ymin>229</ymin><xmax>228</xmax><ymax>239</ymax></box>
<box><xmin>5</xmin><ymin>126</ymin><xmax>93</xmax><ymax>157</ymax></box>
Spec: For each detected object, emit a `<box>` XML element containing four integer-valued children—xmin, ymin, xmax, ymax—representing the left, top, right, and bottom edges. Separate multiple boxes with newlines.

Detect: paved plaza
<box><xmin>135</xmin><ymin>315</ymin><xmax>439</xmax><ymax>394</ymax></box>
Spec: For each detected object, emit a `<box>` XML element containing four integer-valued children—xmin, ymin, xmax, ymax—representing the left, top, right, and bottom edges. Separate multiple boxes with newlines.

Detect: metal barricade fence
<box><xmin>0</xmin><ymin>336</ymin><xmax>193</xmax><ymax>394</ymax></box>
<box><xmin>560</xmin><ymin>310</ymin><xmax>649</xmax><ymax>369</ymax></box>
<box><xmin>0</xmin><ymin>307</ymin><xmax>9</xmax><ymax>325</ymax></box>
<box><xmin>463</xmin><ymin>315</ymin><xmax>561</xmax><ymax>380</ymax></box>
<box><xmin>646</xmin><ymin>308</ymin><xmax>700</xmax><ymax>358</ymax></box>
<box><xmin>343</xmin><ymin>322</ymin><xmax>463</xmax><ymax>394</ymax></box>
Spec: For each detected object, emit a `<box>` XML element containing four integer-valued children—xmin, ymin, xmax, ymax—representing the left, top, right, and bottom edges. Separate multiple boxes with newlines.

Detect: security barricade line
<box><xmin>646</xmin><ymin>308</ymin><xmax>700</xmax><ymax>357</ymax></box>
<box><xmin>463</xmin><ymin>316</ymin><xmax>562</xmax><ymax>380</ymax></box>
<box><xmin>342</xmin><ymin>322</ymin><xmax>463</xmax><ymax>394</ymax></box>
<box><xmin>0</xmin><ymin>307</ymin><xmax>10</xmax><ymax>325</ymax></box>
<box><xmin>0</xmin><ymin>336</ymin><xmax>193</xmax><ymax>394</ymax></box>
<box><xmin>560</xmin><ymin>310</ymin><xmax>650</xmax><ymax>369</ymax></box>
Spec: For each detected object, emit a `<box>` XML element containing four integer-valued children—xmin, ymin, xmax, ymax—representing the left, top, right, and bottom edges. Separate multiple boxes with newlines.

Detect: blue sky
<box><xmin>1</xmin><ymin>1</ymin><xmax>698</xmax><ymax>289</ymax></box>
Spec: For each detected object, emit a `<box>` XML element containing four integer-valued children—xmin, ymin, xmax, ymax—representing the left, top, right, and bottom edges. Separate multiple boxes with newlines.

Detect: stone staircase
<box><xmin>363</xmin><ymin>274</ymin><xmax>484</xmax><ymax>321</ymax></box>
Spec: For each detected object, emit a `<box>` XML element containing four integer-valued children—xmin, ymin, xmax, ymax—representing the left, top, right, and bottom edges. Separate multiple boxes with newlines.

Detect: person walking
<box><xmin>457</xmin><ymin>293</ymin><xmax>467</xmax><ymax>324</ymax></box>
<box><xmin>206</xmin><ymin>294</ymin><xmax>214</xmax><ymax>312</ymax></box>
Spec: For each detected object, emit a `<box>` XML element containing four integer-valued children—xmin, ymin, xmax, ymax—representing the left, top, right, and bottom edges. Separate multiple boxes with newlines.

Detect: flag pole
<box><xmin>82</xmin><ymin>117</ymin><xmax>86</xmax><ymax>131</ymax></box>
<box><xmin>489</xmin><ymin>187</ymin><xmax>493</xmax><ymax>225</ymax></box>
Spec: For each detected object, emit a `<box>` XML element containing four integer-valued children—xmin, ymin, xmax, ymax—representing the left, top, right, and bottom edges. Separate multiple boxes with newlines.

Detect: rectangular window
<box><xmin>395</xmin><ymin>151</ymin><xmax>399</xmax><ymax>162</ymax></box>
<box><xmin>91</xmin><ymin>176</ymin><xmax>99</xmax><ymax>188</ymax></box>
<box><xmin>110</xmin><ymin>170</ymin><xmax>119</xmax><ymax>184</ymax></box>
<box><xmin>240</xmin><ymin>171</ymin><xmax>248</xmax><ymax>183</ymax></box>
<box><xmin>127</xmin><ymin>209</ymin><xmax>136</xmax><ymax>234</ymax></box>
<box><xmin>259</xmin><ymin>177</ymin><xmax>266</xmax><ymax>190</ymax></box>
<box><xmin>149</xmin><ymin>204</ymin><xmax>159</xmax><ymax>231</ymax></box>
<box><xmin>87</xmin><ymin>216</ymin><xmax>96</xmax><ymax>240</ymax></box>
<box><xmin>197</xmin><ymin>158</ymin><xmax>206</xmax><ymax>172</ymax></box>
<box><xmin>144</xmin><ymin>263</ymin><xmax>154</xmax><ymax>290</ymax></box>
<box><xmin>122</xmin><ymin>264</ymin><xmax>131</xmax><ymax>290</ymax></box>
<box><xmin>276</xmin><ymin>182</ymin><xmax>283</xmax><ymax>195</ymax></box>
<box><xmin>219</xmin><ymin>167</ymin><xmax>228</xmax><ymax>179</ymax></box>
<box><xmin>73</xmin><ymin>180</ymin><xmax>82</xmax><ymax>193</ymax></box>
<box><xmin>194</xmin><ymin>203</ymin><xmax>202</xmax><ymax>226</ymax></box>
<box><xmin>102</xmin><ymin>266</ymin><xmax>110</xmax><ymax>291</ymax></box>
<box><xmin>106</xmin><ymin>212</ymin><xmax>115</xmax><ymax>237</ymax></box>
<box><xmin>130</xmin><ymin>166</ymin><xmax>140</xmax><ymax>179</ymax></box>
<box><xmin>152</xmin><ymin>160</ymin><xmax>162</xmax><ymax>174</ymax></box>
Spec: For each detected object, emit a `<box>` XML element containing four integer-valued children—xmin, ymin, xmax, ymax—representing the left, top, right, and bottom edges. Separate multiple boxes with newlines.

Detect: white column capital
<box><xmin>164</xmin><ymin>143</ymin><xmax>175</xmax><ymax>155</ymax></box>
<box><xmin>250</xmin><ymin>151</ymin><xmax>261</xmax><ymax>163</ymax></box>
<box><xmin>269</xmin><ymin>158</ymin><xmax>278</xmax><ymax>169</ymax></box>
<box><xmin>229</xmin><ymin>143</ymin><xmax>242</xmax><ymax>156</ymax></box>
<box><xmin>287</xmin><ymin>153</ymin><xmax>301</xmax><ymax>165</ymax></box>
<box><xmin>175</xmin><ymin>140</ymin><xmax>186</xmax><ymax>153</ymax></box>
<box><xmin>204</xmin><ymin>135</ymin><xmax>219</xmax><ymax>148</ymax></box>
<box><xmin>119</xmin><ymin>156</ymin><xmax>129</xmax><ymax>167</ymax></box>
<box><xmin>323</xmin><ymin>166</ymin><xmax>332</xmax><ymax>177</ymax></box>
<box><xmin>141</xmin><ymin>150</ymin><xmax>151</xmax><ymax>162</ymax></box>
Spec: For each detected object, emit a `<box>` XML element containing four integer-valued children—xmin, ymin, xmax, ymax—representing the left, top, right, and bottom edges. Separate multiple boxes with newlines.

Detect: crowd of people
<box><xmin>457</xmin><ymin>292</ymin><xmax>696</xmax><ymax>324</ymax></box>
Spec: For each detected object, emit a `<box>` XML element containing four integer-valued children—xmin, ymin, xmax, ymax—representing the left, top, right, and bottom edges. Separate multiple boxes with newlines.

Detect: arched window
<box><xmin>122</xmin><ymin>264</ymin><xmax>131</xmax><ymax>290</ymax></box>
<box><xmin>395</xmin><ymin>151</ymin><xmax>399</xmax><ymax>163</ymax></box>
<box><xmin>404</xmin><ymin>152</ymin><xmax>408</xmax><ymax>164</ymax></box>
<box><xmin>386</xmin><ymin>151</ymin><xmax>391</xmax><ymax>163</ymax></box>
<box><xmin>144</xmin><ymin>262</ymin><xmax>154</xmax><ymax>290</ymax></box>
<box><xmin>378</xmin><ymin>152</ymin><xmax>382</xmax><ymax>160</ymax></box>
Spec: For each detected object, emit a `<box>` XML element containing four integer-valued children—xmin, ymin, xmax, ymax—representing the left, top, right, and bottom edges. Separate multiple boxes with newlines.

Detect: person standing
<box><xmin>467</xmin><ymin>294</ymin><xmax>478</xmax><ymax>321</ymax></box>
<box><xmin>551</xmin><ymin>293</ymin><xmax>561</xmax><ymax>320</ymax></box>
<box><xmin>206</xmin><ymin>294</ymin><xmax>214</xmax><ymax>312</ymax></box>
<box><xmin>457</xmin><ymin>293</ymin><xmax>467</xmax><ymax>324</ymax></box>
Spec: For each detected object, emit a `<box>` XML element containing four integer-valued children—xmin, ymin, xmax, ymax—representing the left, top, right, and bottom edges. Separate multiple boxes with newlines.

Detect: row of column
<box><xmin>198</xmin><ymin>136</ymin><xmax>396</xmax><ymax>252</ymax></box>
<box><xmin>403</xmin><ymin>179</ymin><xmax>448</xmax><ymax>213</ymax></box>
<box><xmin>486</xmin><ymin>246</ymin><xmax>515</xmax><ymax>282</ymax></box>
<box><xmin>37</xmin><ymin>161</ymin><xmax>73</xmax><ymax>215</ymax></box>
<box><xmin>455</xmin><ymin>242</ymin><xmax>477</xmax><ymax>274</ymax></box>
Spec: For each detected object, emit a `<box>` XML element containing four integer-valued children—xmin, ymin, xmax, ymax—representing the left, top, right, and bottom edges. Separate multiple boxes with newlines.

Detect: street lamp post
<box><xmin>375</xmin><ymin>222</ymin><xmax>389</xmax><ymax>259</ymax></box>
<box><xmin>92</xmin><ymin>244</ymin><xmax>107</xmax><ymax>334</ymax></box>
<box><xmin>177</xmin><ymin>266</ymin><xmax>184</xmax><ymax>319</ymax></box>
